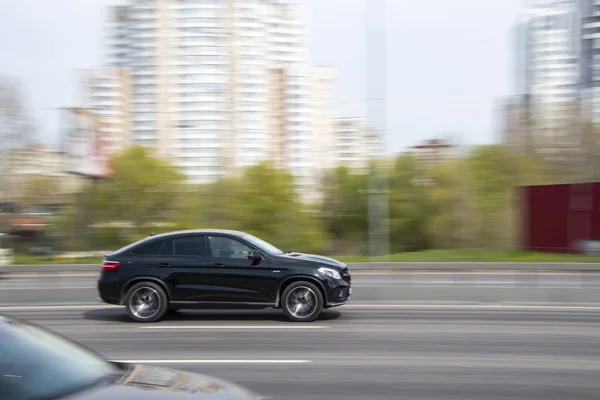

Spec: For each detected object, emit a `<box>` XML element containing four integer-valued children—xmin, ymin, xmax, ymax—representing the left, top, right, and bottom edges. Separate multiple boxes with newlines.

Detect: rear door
<box><xmin>203</xmin><ymin>235</ymin><xmax>281</xmax><ymax>304</ymax></box>
<box><xmin>152</xmin><ymin>234</ymin><xmax>214</xmax><ymax>302</ymax></box>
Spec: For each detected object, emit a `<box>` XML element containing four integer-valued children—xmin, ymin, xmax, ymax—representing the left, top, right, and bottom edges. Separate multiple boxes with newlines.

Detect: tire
<box><xmin>281</xmin><ymin>281</ymin><xmax>324</xmax><ymax>322</ymax></box>
<box><xmin>124</xmin><ymin>281</ymin><xmax>168</xmax><ymax>323</ymax></box>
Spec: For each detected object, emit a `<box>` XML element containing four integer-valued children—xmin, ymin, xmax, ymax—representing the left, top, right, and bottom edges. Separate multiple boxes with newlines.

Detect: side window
<box><xmin>133</xmin><ymin>239</ymin><xmax>174</xmax><ymax>256</ymax></box>
<box><xmin>174</xmin><ymin>235</ymin><xmax>208</xmax><ymax>257</ymax></box>
<box><xmin>209</xmin><ymin>236</ymin><xmax>253</xmax><ymax>259</ymax></box>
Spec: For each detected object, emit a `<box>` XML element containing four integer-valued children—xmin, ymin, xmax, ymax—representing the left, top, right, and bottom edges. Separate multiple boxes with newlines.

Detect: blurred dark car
<box><xmin>98</xmin><ymin>229</ymin><xmax>351</xmax><ymax>323</ymax></box>
<box><xmin>0</xmin><ymin>315</ymin><xmax>269</xmax><ymax>400</ymax></box>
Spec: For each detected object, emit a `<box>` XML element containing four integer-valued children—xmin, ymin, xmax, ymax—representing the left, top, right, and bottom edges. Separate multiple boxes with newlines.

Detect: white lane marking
<box><xmin>0</xmin><ymin>304</ymin><xmax>120</xmax><ymax>311</ymax></box>
<box><xmin>352</xmin><ymin>285</ymin><xmax>586</xmax><ymax>289</ymax></box>
<box><xmin>2</xmin><ymin>303</ymin><xmax>600</xmax><ymax>311</ymax></box>
<box><xmin>4</xmin><ymin>274</ymin><xmax>98</xmax><ymax>278</ymax></box>
<box><xmin>345</xmin><ymin>304</ymin><xmax>600</xmax><ymax>310</ymax></box>
<box><xmin>112</xmin><ymin>359</ymin><xmax>312</xmax><ymax>364</ymax></box>
<box><xmin>355</xmin><ymin>261</ymin><xmax>600</xmax><ymax>265</ymax></box>
<box><xmin>353</xmin><ymin>272</ymin><xmax>591</xmax><ymax>276</ymax></box>
<box><xmin>0</xmin><ymin>286</ymin><xmax>96</xmax><ymax>290</ymax></box>
<box><xmin>139</xmin><ymin>325</ymin><xmax>330</xmax><ymax>330</ymax></box>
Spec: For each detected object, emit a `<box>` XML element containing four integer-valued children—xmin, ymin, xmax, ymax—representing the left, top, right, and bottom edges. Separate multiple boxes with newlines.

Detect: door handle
<box><xmin>213</xmin><ymin>263</ymin><xmax>226</xmax><ymax>268</ymax></box>
<box><xmin>158</xmin><ymin>263</ymin><xmax>171</xmax><ymax>267</ymax></box>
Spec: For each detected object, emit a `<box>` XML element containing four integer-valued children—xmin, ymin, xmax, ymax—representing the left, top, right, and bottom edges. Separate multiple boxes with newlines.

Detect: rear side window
<box><xmin>132</xmin><ymin>239</ymin><xmax>174</xmax><ymax>256</ymax></box>
<box><xmin>174</xmin><ymin>236</ymin><xmax>208</xmax><ymax>256</ymax></box>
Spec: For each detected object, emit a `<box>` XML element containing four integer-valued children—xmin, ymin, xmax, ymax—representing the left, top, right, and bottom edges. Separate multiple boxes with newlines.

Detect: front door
<box><xmin>203</xmin><ymin>235</ymin><xmax>281</xmax><ymax>304</ymax></box>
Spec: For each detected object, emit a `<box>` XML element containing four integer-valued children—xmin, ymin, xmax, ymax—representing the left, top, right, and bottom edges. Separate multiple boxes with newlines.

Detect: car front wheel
<box><xmin>281</xmin><ymin>281</ymin><xmax>324</xmax><ymax>322</ymax></box>
<box><xmin>124</xmin><ymin>281</ymin><xmax>168</xmax><ymax>323</ymax></box>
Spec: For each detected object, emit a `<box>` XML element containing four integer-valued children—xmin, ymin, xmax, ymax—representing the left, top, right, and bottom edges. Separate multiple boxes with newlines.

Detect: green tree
<box><xmin>168</xmin><ymin>184</ymin><xmax>206</xmax><ymax>231</ymax></box>
<box><xmin>183</xmin><ymin>163</ymin><xmax>327</xmax><ymax>253</ymax></box>
<box><xmin>424</xmin><ymin>158</ymin><xmax>477</xmax><ymax>249</ymax></box>
<box><xmin>97</xmin><ymin>145</ymin><xmax>185</xmax><ymax>241</ymax></box>
<box><xmin>467</xmin><ymin>144</ymin><xmax>520</xmax><ymax>249</ymax></box>
<box><xmin>53</xmin><ymin>146</ymin><xmax>185</xmax><ymax>250</ymax></box>
<box><xmin>232</xmin><ymin>163</ymin><xmax>326</xmax><ymax>253</ymax></box>
<box><xmin>388</xmin><ymin>154</ymin><xmax>430</xmax><ymax>252</ymax></box>
<box><xmin>320</xmin><ymin>166</ymin><xmax>369</xmax><ymax>254</ymax></box>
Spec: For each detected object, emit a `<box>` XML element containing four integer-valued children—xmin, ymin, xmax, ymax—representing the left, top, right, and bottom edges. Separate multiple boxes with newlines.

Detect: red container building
<box><xmin>521</xmin><ymin>182</ymin><xmax>600</xmax><ymax>254</ymax></box>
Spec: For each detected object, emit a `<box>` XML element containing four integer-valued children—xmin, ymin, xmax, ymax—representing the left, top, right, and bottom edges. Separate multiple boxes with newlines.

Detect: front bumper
<box><xmin>324</xmin><ymin>268</ymin><xmax>351</xmax><ymax>307</ymax></box>
<box><xmin>325</xmin><ymin>285</ymin><xmax>351</xmax><ymax>306</ymax></box>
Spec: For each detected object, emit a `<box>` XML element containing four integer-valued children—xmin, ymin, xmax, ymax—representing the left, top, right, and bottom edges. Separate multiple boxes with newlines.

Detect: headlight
<box><xmin>318</xmin><ymin>267</ymin><xmax>342</xmax><ymax>280</ymax></box>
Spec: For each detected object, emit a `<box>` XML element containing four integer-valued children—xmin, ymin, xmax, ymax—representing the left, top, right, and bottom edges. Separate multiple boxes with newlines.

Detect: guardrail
<box><xmin>1</xmin><ymin>261</ymin><xmax>600</xmax><ymax>275</ymax></box>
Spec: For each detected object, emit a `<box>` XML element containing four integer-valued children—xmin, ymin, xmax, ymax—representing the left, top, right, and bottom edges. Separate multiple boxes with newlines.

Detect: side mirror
<box><xmin>247</xmin><ymin>250</ymin><xmax>262</xmax><ymax>264</ymax></box>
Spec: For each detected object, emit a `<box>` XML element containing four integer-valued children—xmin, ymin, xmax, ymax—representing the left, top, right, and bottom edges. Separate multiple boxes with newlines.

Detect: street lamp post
<box><xmin>365</xmin><ymin>0</ymin><xmax>390</xmax><ymax>258</ymax></box>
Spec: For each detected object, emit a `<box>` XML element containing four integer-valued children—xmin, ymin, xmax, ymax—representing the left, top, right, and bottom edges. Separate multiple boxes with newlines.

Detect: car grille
<box><xmin>342</xmin><ymin>267</ymin><xmax>351</xmax><ymax>283</ymax></box>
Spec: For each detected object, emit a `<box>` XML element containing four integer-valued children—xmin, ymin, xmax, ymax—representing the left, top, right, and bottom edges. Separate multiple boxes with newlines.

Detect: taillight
<box><xmin>102</xmin><ymin>261</ymin><xmax>121</xmax><ymax>271</ymax></box>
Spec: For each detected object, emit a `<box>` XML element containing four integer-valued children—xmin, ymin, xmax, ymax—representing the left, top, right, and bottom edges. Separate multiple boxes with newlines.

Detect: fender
<box><xmin>276</xmin><ymin>274</ymin><xmax>328</xmax><ymax>307</ymax></box>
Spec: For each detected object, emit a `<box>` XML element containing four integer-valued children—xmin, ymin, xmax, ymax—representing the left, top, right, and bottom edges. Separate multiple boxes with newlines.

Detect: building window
<box><xmin>180</xmin><ymin>26</ymin><xmax>222</xmax><ymax>34</ymax></box>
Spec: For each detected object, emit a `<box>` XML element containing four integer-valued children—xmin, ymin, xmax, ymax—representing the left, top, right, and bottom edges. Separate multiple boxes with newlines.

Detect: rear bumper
<box><xmin>97</xmin><ymin>280</ymin><xmax>122</xmax><ymax>305</ymax></box>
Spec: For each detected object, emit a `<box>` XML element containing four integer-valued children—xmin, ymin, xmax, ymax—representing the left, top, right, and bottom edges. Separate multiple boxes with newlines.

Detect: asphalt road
<box><xmin>1</xmin><ymin>305</ymin><xmax>600</xmax><ymax>399</ymax></box>
<box><xmin>1</xmin><ymin>271</ymin><xmax>600</xmax><ymax>305</ymax></box>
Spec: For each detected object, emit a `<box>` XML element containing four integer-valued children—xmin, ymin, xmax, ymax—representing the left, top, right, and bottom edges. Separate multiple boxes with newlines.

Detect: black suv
<box><xmin>98</xmin><ymin>230</ymin><xmax>351</xmax><ymax>322</ymax></box>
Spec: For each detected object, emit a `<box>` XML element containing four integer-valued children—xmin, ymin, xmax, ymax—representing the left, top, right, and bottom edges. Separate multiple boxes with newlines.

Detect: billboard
<box><xmin>64</xmin><ymin>107</ymin><xmax>112</xmax><ymax>178</ymax></box>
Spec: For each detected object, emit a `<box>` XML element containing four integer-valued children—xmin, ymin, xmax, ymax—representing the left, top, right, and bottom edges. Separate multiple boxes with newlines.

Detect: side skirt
<box><xmin>169</xmin><ymin>301</ymin><xmax>276</xmax><ymax>310</ymax></box>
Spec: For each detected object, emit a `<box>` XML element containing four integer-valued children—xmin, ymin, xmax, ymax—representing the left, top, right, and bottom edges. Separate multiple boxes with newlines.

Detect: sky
<box><xmin>0</xmin><ymin>0</ymin><xmax>522</xmax><ymax>153</ymax></box>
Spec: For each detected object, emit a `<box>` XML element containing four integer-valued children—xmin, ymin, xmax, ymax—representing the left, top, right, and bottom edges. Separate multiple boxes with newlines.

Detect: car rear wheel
<box><xmin>281</xmin><ymin>281</ymin><xmax>323</xmax><ymax>322</ymax></box>
<box><xmin>124</xmin><ymin>282</ymin><xmax>168</xmax><ymax>323</ymax></box>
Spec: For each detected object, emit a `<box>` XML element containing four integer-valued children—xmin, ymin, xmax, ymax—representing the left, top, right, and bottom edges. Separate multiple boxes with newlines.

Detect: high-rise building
<box><xmin>95</xmin><ymin>0</ymin><xmax>323</xmax><ymax>193</ymax></box>
<box><xmin>334</xmin><ymin>117</ymin><xmax>377</xmax><ymax>171</ymax></box>
<box><xmin>520</xmin><ymin>0</ymin><xmax>579</xmax><ymax>103</ymax></box>
<box><xmin>517</xmin><ymin>0</ymin><xmax>580</xmax><ymax>149</ymax></box>
<box><xmin>311</xmin><ymin>67</ymin><xmax>336</xmax><ymax>173</ymax></box>
<box><xmin>579</xmin><ymin>0</ymin><xmax>600</xmax><ymax>122</ymax></box>
<box><xmin>409</xmin><ymin>138</ymin><xmax>455</xmax><ymax>164</ymax></box>
<box><xmin>77</xmin><ymin>67</ymin><xmax>131</xmax><ymax>155</ymax></box>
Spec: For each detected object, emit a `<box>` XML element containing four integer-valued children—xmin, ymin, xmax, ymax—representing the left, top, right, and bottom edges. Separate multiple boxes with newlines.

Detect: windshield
<box><xmin>242</xmin><ymin>233</ymin><xmax>284</xmax><ymax>255</ymax></box>
<box><xmin>0</xmin><ymin>319</ymin><xmax>119</xmax><ymax>400</ymax></box>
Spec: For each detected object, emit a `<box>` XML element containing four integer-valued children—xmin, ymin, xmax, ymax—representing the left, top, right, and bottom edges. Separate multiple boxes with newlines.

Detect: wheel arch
<box><xmin>121</xmin><ymin>277</ymin><xmax>171</xmax><ymax>304</ymax></box>
<box><xmin>276</xmin><ymin>275</ymin><xmax>327</xmax><ymax>308</ymax></box>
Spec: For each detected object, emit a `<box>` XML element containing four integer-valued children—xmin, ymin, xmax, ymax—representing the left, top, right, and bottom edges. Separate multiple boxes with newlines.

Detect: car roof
<box><xmin>109</xmin><ymin>230</ymin><xmax>252</xmax><ymax>256</ymax></box>
<box><xmin>148</xmin><ymin>229</ymin><xmax>248</xmax><ymax>240</ymax></box>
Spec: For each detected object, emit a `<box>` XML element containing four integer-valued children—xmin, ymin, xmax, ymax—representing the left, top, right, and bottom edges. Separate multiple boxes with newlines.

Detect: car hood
<box><xmin>278</xmin><ymin>252</ymin><xmax>346</xmax><ymax>269</ymax></box>
<box><xmin>65</xmin><ymin>363</ymin><xmax>269</xmax><ymax>400</ymax></box>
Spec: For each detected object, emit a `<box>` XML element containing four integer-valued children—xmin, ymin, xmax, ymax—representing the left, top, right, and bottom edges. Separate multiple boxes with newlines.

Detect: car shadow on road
<box><xmin>82</xmin><ymin>308</ymin><xmax>343</xmax><ymax>324</ymax></box>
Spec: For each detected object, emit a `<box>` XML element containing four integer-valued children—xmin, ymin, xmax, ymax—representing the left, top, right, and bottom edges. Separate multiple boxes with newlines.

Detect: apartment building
<box><xmin>499</xmin><ymin>95</ymin><xmax>532</xmax><ymax>150</ymax></box>
<box><xmin>516</xmin><ymin>0</ymin><xmax>580</xmax><ymax>150</ymax></box>
<box><xmin>77</xmin><ymin>67</ymin><xmax>132</xmax><ymax>155</ymax></box>
<box><xmin>311</xmin><ymin>67</ymin><xmax>336</xmax><ymax>172</ymax></box>
<box><xmin>579</xmin><ymin>0</ymin><xmax>600</xmax><ymax>122</ymax></box>
<box><xmin>409</xmin><ymin>139</ymin><xmax>455</xmax><ymax>164</ymax></box>
<box><xmin>511</xmin><ymin>0</ymin><xmax>600</xmax><ymax>152</ymax></box>
<box><xmin>91</xmin><ymin>0</ymin><xmax>326</xmax><ymax>196</ymax></box>
<box><xmin>518</xmin><ymin>0</ymin><xmax>579</xmax><ymax>102</ymax></box>
<box><xmin>2</xmin><ymin>145</ymin><xmax>81</xmax><ymax>204</ymax></box>
<box><xmin>334</xmin><ymin>117</ymin><xmax>377</xmax><ymax>171</ymax></box>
